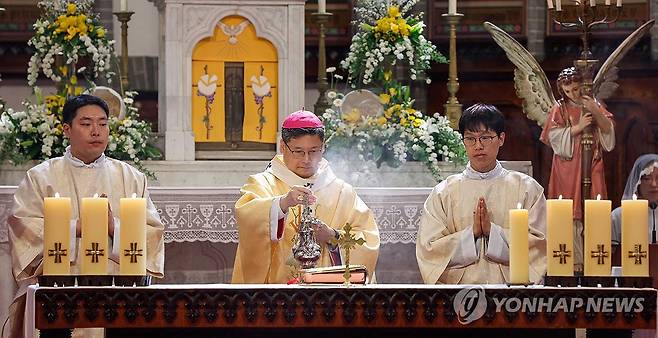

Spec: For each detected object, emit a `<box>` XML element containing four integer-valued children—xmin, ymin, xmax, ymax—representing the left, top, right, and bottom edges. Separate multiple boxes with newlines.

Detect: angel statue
<box><xmin>484</xmin><ymin>19</ymin><xmax>655</xmax><ymax>271</ymax></box>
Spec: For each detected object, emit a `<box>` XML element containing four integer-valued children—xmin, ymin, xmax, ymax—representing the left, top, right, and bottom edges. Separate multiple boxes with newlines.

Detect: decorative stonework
<box><xmin>152</xmin><ymin>0</ymin><xmax>305</xmax><ymax>160</ymax></box>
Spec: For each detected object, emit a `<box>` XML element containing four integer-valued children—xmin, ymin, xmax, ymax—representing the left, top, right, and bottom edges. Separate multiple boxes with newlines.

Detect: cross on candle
<box><xmin>85</xmin><ymin>242</ymin><xmax>105</xmax><ymax>263</ymax></box>
<box><xmin>553</xmin><ymin>243</ymin><xmax>571</xmax><ymax>264</ymax></box>
<box><xmin>590</xmin><ymin>244</ymin><xmax>609</xmax><ymax>265</ymax></box>
<box><xmin>332</xmin><ymin>223</ymin><xmax>366</xmax><ymax>286</ymax></box>
<box><xmin>628</xmin><ymin>244</ymin><xmax>648</xmax><ymax>264</ymax></box>
<box><xmin>124</xmin><ymin>242</ymin><xmax>144</xmax><ymax>263</ymax></box>
<box><xmin>48</xmin><ymin>242</ymin><xmax>67</xmax><ymax>264</ymax></box>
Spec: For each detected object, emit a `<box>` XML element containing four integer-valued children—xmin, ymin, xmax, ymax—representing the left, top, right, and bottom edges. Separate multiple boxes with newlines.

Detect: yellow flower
<box><xmin>388</xmin><ymin>6</ymin><xmax>400</xmax><ymax>18</ymax></box>
<box><xmin>96</xmin><ymin>27</ymin><xmax>105</xmax><ymax>38</ymax></box>
<box><xmin>70</xmin><ymin>75</ymin><xmax>78</xmax><ymax>85</ymax></box>
<box><xmin>390</xmin><ymin>23</ymin><xmax>399</xmax><ymax>34</ymax></box>
<box><xmin>413</xmin><ymin>119</ymin><xmax>423</xmax><ymax>128</ymax></box>
<box><xmin>384</xmin><ymin>71</ymin><xmax>392</xmax><ymax>81</ymax></box>
<box><xmin>388</xmin><ymin>87</ymin><xmax>397</xmax><ymax>96</ymax></box>
<box><xmin>400</xmin><ymin>117</ymin><xmax>408</xmax><ymax>127</ymax></box>
<box><xmin>74</xmin><ymin>86</ymin><xmax>84</xmax><ymax>95</ymax></box>
<box><xmin>67</xmin><ymin>3</ymin><xmax>77</xmax><ymax>15</ymax></box>
<box><xmin>376</xmin><ymin>116</ymin><xmax>388</xmax><ymax>126</ymax></box>
<box><xmin>379</xmin><ymin>93</ymin><xmax>390</xmax><ymax>105</ymax></box>
<box><xmin>342</xmin><ymin>108</ymin><xmax>362</xmax><ymax>123</ymax></box>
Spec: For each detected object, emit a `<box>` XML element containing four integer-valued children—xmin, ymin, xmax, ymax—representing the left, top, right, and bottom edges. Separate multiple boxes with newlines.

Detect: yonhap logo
<box><xmin>453</xmin><ymin>286</ymin><xmax>487</xmax><ymax>324</ymax></box>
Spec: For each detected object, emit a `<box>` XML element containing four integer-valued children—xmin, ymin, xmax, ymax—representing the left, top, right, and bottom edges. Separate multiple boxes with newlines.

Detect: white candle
<box><xmin>621</xmin><ymin>194</ymin><xmax>649</xmax><ymax>276</ymax></box>
<box><xmin>318</xmin><ymin>0</ymin><xmax>326</xmax><ymax>13</ymax></box>
<box><xmin>81</xmin><ymin>193</ymin><xmax>109</xmax><ymax>275</ymax></box>
<box><xmin>605</xmin><ymin>0</ymin><xmax>611</xmax><ymax>5</ymax></box>
<box><xmin>556</xmin><ymin>0</ymin><xmax>562</xmax><ymax>11</ymax></box>
<box><xmin>547</xmin><ymin>0</ymin><xmax>554</xmax><ymax>10</ymax></box>
<box><xmin>121</xmin><ymin>0</ymin><xmax>127</xmax><ymax>11</ymax></box>
<box><xmin>448</xmin><ymin>0</ymin><xmax>457</xmax><ymax>15</ymax></box>
<box><xmin>120</xmin><ymin>192</ymin><xmax>147</xmax><ymax>275</ymax></box>
<box><xmin>546</xmin><ymin>196</ymin><xmax>573</xmax><ymax>276</ymax></box>
<box><xmin>590</xmin><ymin>0</ymin><xmax>596</xmax><ymax>6</ymax></box>
<box><xmin>584</xmin><ymin>194</ymin><xmax>612</xmax><ymax>276</ymax></box>
<box><xmin>616</xmin><ymin>0</ymin><xmax>622</xmax><ymax>6</ymax></box>
<box><xmin>509</xmin><ymin>202</ymin><xmax>529</xmax><ymax>284</ymax></box>
<box><xmin>43</xmin><ymin>193</ymin><xmax>72</xmax><ymax>276</ymax></box>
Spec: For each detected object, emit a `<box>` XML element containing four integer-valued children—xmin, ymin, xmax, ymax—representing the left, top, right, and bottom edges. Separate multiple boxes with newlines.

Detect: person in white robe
<box><xmin>417</xmin><ymin>103</ymin><xmax>547</xmax><ymax>284</ymax></box>
<box><xmin>232</xmin><ymin>110</ymin><xmax>380</xmax><ymax>284</ymax></box>
<box><xmin>3</xmin><ymin>95</ymin><xmax>164</xmax><ymax>338</ymax></box>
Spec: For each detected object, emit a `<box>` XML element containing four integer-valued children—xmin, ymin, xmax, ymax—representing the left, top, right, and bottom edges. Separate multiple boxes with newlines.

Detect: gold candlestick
<box><xmin>442</xmin><ymin>13</ymin><xmax>463</xmax><ymax>129</ymax></box>
<box><xmin>312</xmin><ymin>12</ymin><xmax>333</xmax><ymax>116</ymax></box>
<box><xmin>113</xmin><ymin>11</ymin><xmax>134</xmax><ymax>92</ymax></box>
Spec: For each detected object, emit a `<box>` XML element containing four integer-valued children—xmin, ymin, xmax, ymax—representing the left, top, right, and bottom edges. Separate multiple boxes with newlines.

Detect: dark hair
<box><xmin>62</xmin><ymin>94</ymin><xmax>110</xmax><ymax>125</ymax></box>
<box><xmin>281</xmin><ymin>127</ymin><xmax>325</xmax><ymax>143</ymax></box>
<box><xmin>556</xmin><ymin>66</ymin><xmax>583</xmax><ymax>101</ymax></box>
<box><xmin>458</xmin><ymin>103</ymin><xmax>505</xmax><ymax>136</ymax></box>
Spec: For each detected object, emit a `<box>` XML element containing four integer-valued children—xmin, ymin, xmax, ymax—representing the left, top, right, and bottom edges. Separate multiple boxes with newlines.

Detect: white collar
<box><xmin>463</xmin><ymin>160</ymin><xmax>506</xmax><ymax>180</ymax></box>
<box><xmin>266</xmin><ymin>155</ymin><xmax>336</xmax><ymax>192</ymax></box>
<box><xmin>64</xmin><ymin>145</ymin><xmax>106</xmax><ymax>168</ymax></box>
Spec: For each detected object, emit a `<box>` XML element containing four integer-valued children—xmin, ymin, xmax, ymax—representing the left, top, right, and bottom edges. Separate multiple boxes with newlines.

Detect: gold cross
<box><xmin>48</xmin><ymin>242</ymin><xmax>67</xmax><ymax>264</ymax></box>
<box><xmin>553</xmin><ymin>243</ymin><xmax>571</xmax><ymax>264</ymax></box>
<box><xmin>85</xmin><ymin>242</ymin><xmax>105</xmax><ymax>263</ymax></box>
<box><xmin>124</xmin><ymin>242</ymin><xmax>143</xmax><ymax>264</ymax></box>
<box><xmin>332</xmin><ymin>223</ymin><xmax>366</xmax><ymax>286</ymax></box>
<box><xmin>628</xmin><ymin>244</ymin><xmax>647</xmax><ymax>265</ymax></box>
<box><xmin>590</xmin><ymin>244</ymin><xmax>609</xmax><ymax>265</ymax></box>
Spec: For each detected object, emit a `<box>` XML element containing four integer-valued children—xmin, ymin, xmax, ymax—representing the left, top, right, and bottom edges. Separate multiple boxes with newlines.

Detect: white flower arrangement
<box><xmin>321</xmin><ymin>1</ymin><xmax>465</xmax><ymax>181</ymax></box>
<box><xmin>27</xmin><ymin>0</ymin><xmax>114</xmax><ymax>86</ymax></box>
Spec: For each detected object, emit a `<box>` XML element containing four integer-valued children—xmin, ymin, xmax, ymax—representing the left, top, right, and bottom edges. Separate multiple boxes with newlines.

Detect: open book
<box><xmin>301</xmin><ymin>265</ymin><xmax>368</xmax><ymax>284</ymax></box>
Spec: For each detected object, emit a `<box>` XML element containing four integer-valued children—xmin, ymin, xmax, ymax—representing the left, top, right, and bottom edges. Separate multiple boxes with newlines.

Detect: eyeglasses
<box><xmin>463</xmin><ymin>135</ymin><xmax>499</xmax><ymax>147</ymax></box>
<box><xmin>283</xmin><ymin>141</ymin><xmax>324</xmax><ymax>160</ymax></box>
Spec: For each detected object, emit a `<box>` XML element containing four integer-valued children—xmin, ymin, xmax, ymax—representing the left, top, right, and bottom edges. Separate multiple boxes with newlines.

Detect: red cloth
<box><xmin>540</xmin><ymin>101</ymin><xmax>613</xmax><ymax>220</ymax></box>
<box><xmin>282</xmin><ymin>110</ymin><xmax>323</xmax><ymax>129</ymax></box>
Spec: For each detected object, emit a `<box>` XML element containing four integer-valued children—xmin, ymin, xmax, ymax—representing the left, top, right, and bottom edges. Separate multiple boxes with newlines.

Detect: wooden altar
<box><xmin>27</xmin><ymin>284</ymin><xmax>657</xmax><ymax>338</ymax></box>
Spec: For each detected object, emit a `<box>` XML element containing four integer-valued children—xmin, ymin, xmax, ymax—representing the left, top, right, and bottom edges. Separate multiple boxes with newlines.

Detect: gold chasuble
<box><xmin>232</xmin><ymin>155</ymin><xmax>380</xmax><ymax>284</ymax></box>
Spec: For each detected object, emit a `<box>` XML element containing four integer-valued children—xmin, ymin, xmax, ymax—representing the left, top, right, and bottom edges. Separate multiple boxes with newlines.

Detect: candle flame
<box><xmin>132</xmin><ymin>192</ymin><xmax>137</xmax><ymax>198</ymax></box>
<box><xmin>633</xmin><ymin>193</ymin><xmax>637</xmax><ymax>200</ymax></box>
<box><xmin>597</xmin><ymin>194</ymin><xmax>601</xmax><ymax>200</ymax></box>
<box><xmin>558</xmin><ymin>195</ymin><xmax>563</xmax><ymax>200</ymax></box>
<box><xmin>517</xmin><ymin>202</ymin><xmax>522</xmax><ymax>209</ymax></box>
<box><xmin>55</xmin><ymin>192</ymin><xmax>60</xmax><ymax>198</ymax></box>
<box><xmin>93</xmin><ymin>193</ymin><xmax>99</xmax><ymax>198</ymax></box>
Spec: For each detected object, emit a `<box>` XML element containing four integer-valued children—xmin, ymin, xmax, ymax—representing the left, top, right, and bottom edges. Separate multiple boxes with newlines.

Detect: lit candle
<box><xmin>584</xmin><ymin>195</ymin><xmax>612</xmax><ymax>276</ymax></box>
<box><xmin>590</xmin><ymin>0</ymin><xmax>596</xmax><ymax>6</ymax></box>
<box><xmin>81</xmin><ymin>193</ymin><xmax>109</xmax><ymax>275</ymax></box>
<box><xmin>605</xmin><ymin>0</ymin><xmax>611</xmax><ymax>5</ymax></box>
<box><xmin>547</xmin><ymin>0</ymin><xmax>554</xmax><ymax>10</ymax></box>
<box><xmin>509</xmin><ymin>203</ymin><xmax>529</xmax><ymax>284</ymax></box>
<box><xmin>318</xmin><ymin>0</ymin><xmax>326</xmax><ymax>13</ymax></box>
<box><xmin>556</xmin><ymin>0</ymin><xmax>562</xmax><ymax>11</ymax></box>
<box><xmin>448</xmin><ymin>0</ymin><xmax>457</xmax><ymax>15</ymax></box>
<box><xmin>546</xmin><ymin>196</ymin><xmax>573</xmax><ymax>276</ymax></box>
<box><xmin>621</xmin><ymin>194</ymin><xmax>649</xmax><ymax>276</ymax></box>
<box><xmin>121</xmin><ymin>0</ymin><xmax>127</xmax><ymax>11</ymax></box>
<box><xmin>616</xmin><ymin>0</ymin><xmax>622</xmax><ymax>6</ymax></box>
<box><xmin>119</xmin><ymin>193</ymin><xmax>147</xmax><ymax>275</ymax></box>
<box><xmin>43</xmin><ymin>193</ymin><xmax>72</xmax><ymax>275</ymax></box>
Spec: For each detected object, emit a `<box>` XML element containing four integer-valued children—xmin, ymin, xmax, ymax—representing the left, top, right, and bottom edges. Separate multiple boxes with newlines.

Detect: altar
<box><xmin>26</xmin><ymin>284</ymin><xmax>657</xmax><ymax>338</ymax></box>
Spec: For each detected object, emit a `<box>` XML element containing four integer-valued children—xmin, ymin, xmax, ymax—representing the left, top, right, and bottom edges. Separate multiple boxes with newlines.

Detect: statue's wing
<box><xmin>484</xmin><ymin>22</ymin><xmax>557</xmax><ymax>126</ymax></box>
<box><xmin>593</xmin><ymin>19</ymin><xmax>655</xmax><ymax>100</ymax></box>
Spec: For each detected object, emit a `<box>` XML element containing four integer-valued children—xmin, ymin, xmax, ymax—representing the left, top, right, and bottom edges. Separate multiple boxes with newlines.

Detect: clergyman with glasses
<box><xmin>231</xmin><ymin>110</ymin><xmax>380</xmax><ymax>284</ymax></box>
<box><xmin>416</xmin><ymin>103</ymin><xmax>547</xmax><ymax>284</ymax></box>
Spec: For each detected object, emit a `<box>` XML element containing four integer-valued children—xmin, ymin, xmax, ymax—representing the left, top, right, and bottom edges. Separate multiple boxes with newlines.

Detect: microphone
<box><xmin>650</xmin><ymin>202</ymin><xmax>657</xmax><ymax>244</ymax></box>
